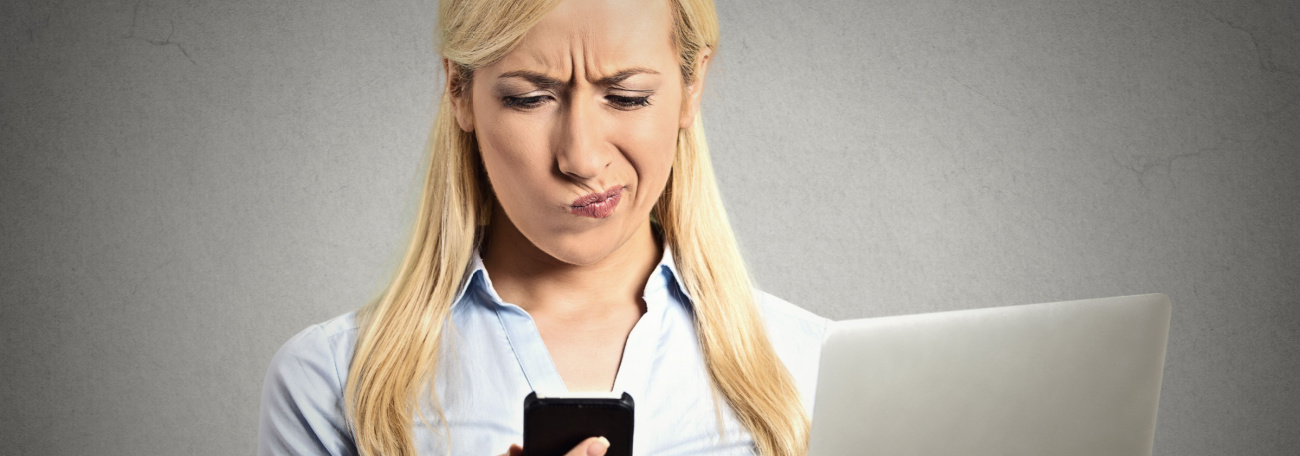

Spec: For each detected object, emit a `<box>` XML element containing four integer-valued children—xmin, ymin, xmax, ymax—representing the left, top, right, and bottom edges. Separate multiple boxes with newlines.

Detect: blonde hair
<box><xmin>345</xmin><ymin>0</ymin><xmax>809</xmax><ymax>455</ymax></box>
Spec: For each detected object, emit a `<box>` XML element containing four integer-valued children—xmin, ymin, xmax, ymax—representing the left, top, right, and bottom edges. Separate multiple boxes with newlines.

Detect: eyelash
<box><xmin>501</xmin><ymin>94</ymin><xmax>653</xmax><ymax>110</ymax></box>
<box><xmin>502</xmin><ymin>95</ymin><xmax>548</xmax><ymax>109</ymax></box>
<box><xmin>607</xmin><ymin>95</ymin><xmax>652</xmax><ymax>109</ymax></box>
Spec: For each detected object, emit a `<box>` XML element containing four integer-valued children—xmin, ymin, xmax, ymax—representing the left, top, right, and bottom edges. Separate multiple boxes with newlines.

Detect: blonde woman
<box><xmin>258</xmin><ymin>0</ymin><xmax>828</xmax><ymax>455</ymax></box>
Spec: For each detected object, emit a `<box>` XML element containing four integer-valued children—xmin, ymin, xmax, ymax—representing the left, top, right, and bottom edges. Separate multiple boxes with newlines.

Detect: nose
<box><xmin>554</xmin><ymin>96</ymin><xmax>609</xmax><ymax>181</ymax></box>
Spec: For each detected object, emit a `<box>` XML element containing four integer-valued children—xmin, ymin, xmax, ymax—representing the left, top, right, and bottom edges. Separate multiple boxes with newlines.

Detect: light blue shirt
<box><xmin>259</xmin><ymin>248</ymin><xmax>829</xmax><ymax>455</ymax></box>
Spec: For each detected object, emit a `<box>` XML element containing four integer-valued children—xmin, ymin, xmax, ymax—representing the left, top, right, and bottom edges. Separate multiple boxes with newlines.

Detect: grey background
<box><xmin>1</xmin><ymin>0</ymin><xmax>1296</xmax><ymax>454</ymax></box>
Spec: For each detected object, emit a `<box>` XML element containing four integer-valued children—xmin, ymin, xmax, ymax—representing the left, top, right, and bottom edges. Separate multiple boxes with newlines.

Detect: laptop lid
<box><xmin>808</xmin><ymin>294</ymin><xmax>1171</xmax><ymax>456</ymax></box>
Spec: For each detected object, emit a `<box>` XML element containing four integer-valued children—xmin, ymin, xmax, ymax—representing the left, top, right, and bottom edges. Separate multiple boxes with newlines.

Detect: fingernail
<box><xmin>587</xmin><ymin>436</ymin><xmax>610</xmax><ymax>456</ymax></box>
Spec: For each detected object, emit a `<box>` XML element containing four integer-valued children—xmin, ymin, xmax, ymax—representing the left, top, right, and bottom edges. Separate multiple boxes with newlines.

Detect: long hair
<box><xmin>345</xmin><ymin>1</ymin><xmax>809</xmax><ymax>455</ymax></box>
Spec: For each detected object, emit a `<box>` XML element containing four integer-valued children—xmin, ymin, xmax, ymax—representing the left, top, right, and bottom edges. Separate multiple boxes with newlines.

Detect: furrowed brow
<box><xmin>595</xmin><ymin>68</ymin><xmax>660</xmax><ymax>86</ymax></box>
<box><xmin>497</xmin><ymin>68</ymin><xmax>661</xmax><ymax>89</ymax></box>
<box><xmin>497</xmin><ymin>70</ymin><xmax>563</xmax><ymax>90</ymax></box>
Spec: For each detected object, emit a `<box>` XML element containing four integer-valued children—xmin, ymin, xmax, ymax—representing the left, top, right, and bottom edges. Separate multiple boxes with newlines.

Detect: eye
<box><xmin>502</xmin><ymin>95</ymin><xmax>549</xmax><ymax>110</ymax></box>
<box><xmin>607</xmin><ymin>94</ymin><xmax>652</xmax><ymax>110</ymax></box>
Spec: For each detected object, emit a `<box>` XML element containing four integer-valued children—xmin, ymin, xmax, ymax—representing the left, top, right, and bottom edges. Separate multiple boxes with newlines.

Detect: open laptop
<box><xmin>808</xmin><ymin>293</ymin><xmax>1171</xmax><ymax>456</ymax></box>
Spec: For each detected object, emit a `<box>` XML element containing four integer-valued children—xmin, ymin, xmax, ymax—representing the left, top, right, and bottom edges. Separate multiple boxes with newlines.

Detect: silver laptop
<box><xmin>809</xmin><ymin>294</ymin><xmax>1171</xmax><ymax>456</ymax></box>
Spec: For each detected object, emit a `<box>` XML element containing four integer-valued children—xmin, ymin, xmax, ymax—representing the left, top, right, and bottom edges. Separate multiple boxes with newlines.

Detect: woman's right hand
<box><xmin>498</xmin><ymin>436</ymin><xmax>610</xmax><ymax>456</ymax></box>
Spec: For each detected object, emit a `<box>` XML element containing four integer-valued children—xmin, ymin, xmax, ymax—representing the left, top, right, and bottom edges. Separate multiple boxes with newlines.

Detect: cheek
<box><xmin>472</xmin><ymin>105</ymin><xmax>553</xmax><ymax>208</ymax></box>
<box><xmin>619</xmin><ymin>93</ymin><xmax>683</xmax><ymax>194</ymax></box>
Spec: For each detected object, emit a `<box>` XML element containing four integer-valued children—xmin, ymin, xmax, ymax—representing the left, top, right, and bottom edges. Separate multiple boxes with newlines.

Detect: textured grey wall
<box><xmin>1</xmin><ymin>0</ymin><xmax>1296</xmax><ymax>454</ymax></box>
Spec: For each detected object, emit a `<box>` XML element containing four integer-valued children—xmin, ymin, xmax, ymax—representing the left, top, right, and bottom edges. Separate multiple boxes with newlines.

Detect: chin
<box><xmin>541</xmin><ymin>233</ymin><xmax>624</xmax><ymax>266</ymax></box>
<box><xmin>503</xmin><ymin>205</ymin><xmax>649</xmax><ymax>267</ymax></box>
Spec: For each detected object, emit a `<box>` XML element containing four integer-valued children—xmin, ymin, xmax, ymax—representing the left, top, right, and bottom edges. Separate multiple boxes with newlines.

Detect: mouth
<box><xmin>569</xmin><ymin>186</ymin><xmax>624</xmax><ymax>219</ymax></box>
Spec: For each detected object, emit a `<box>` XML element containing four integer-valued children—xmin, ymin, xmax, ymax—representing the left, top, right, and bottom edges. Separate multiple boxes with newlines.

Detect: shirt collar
<box><xmin>451</xmin><ymin>246</ymin><xmax>692</xmax><ymax>309</ymax></box>
<box><xmin>451</xmin><ymin>250</ymin><xmax>490</xmax><ymax>309</ymax></box>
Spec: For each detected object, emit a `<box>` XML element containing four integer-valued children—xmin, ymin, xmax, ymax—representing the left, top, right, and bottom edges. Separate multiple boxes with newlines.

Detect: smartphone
<box><xmin>522</xmin><ymin>391</ymin><xmax>634</xmax><ymax>456</ymax></box>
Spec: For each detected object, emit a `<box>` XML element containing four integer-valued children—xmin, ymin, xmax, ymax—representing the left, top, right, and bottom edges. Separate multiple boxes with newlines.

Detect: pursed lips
<box><xmin>569</xmin><ymin>186</ymin><xmax>624</xmax><ymax>219</ymax></box>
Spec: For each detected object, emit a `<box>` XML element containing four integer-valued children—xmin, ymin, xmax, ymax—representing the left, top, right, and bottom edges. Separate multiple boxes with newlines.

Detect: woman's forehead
<box><xmin>485</xmin><ymin>0</ymin><xmax>678</xmax><ymax>83</ymax></box>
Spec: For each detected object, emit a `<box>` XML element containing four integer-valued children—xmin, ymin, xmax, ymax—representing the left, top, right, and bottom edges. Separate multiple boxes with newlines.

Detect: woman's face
<box><xmin>450</xmin><ymin>0</ymin><xmax>708</xmax><ymax>266</ymax></box>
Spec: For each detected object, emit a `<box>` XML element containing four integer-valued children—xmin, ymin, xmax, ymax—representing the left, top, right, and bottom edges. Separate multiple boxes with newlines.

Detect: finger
<box><xmin>500</xmin><ymin>443</ymin><xmax>523</xmax><ymax>456</ymax></box>
<box><xmin>563</xmin><ymin>436</ymin><xmax>610</xmax><ymax>456</ymax></box>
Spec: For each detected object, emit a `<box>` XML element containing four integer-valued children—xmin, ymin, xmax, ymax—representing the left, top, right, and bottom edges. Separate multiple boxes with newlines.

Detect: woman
<box><xmin>258</xmin><ymin>0</ymin><xmax>828</xmax><ymax>454</ymax></box>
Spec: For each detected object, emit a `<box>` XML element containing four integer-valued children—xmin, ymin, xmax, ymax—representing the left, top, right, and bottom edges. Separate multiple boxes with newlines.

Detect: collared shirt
<box><xmin>259</xmin><ymin>248</ymin><xmax>829</xmax><ymax>455</ymax></box>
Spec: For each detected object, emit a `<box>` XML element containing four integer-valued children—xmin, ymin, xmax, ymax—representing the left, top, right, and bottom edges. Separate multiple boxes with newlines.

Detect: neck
<box><xmin>481</xmin><ymin>212</ymin><xmax>660</xmax><ymax>318</ymax></box>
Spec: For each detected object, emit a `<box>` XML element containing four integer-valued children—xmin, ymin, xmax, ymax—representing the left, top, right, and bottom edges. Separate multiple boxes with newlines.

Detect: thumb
<box><xmin>565</xmin><ymin>436</ymin><xmax>610</xmax><ymax>456</ymax></box>
<box><xmin>500</xmin><ymin>443</ymin><xmax>523</xmax><ymax>456</ymax></box>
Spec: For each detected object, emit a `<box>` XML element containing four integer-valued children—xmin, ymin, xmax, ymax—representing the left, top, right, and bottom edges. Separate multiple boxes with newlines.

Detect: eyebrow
<box><xmin>497</xmin><ymin>67</ymin><xmax>661</xmax><ymax>89</ymax></box>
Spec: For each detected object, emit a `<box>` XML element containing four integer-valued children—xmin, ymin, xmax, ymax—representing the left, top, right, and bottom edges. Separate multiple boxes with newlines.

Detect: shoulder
<box><xmin>259</xmin><ymin>312</ymin><xmax>361</xmax><ymax>455</ymax></box>
<box><xmin>266</xmin><ymin>312</ymin><xmax>360</xmax><ymax>389</ymax></box>
<box><xmin>753</xmin><ymin>290</ymin><xmax>830</xmax><ymax>415</ymax></box>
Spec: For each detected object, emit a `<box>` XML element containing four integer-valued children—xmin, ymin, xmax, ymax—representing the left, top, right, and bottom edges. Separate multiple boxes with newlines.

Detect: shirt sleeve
<box><xmin>258</xmin><ymin>324</ymin><xmax>358</xmax><ymax>456</ymax></box>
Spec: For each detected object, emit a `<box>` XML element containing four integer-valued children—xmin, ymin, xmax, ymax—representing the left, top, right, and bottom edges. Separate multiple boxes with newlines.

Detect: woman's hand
<box><xmin>499</xmin><ymin>437</ymin><xmax>611</xmax><ymax>456</ymax></box>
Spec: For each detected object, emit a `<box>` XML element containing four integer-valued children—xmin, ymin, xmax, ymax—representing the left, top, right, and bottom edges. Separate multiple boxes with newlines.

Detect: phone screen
<box><xmin>522</xmin><ymin>392</ymin><xmax>634</xmax><ymax>456</ymax></box>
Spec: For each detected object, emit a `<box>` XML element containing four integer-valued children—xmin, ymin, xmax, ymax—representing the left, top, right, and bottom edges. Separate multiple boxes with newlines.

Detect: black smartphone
<box><xmin>522</xmin><ymin>391</ymin><xmax>634</xmax><ymax>456</ymax></box>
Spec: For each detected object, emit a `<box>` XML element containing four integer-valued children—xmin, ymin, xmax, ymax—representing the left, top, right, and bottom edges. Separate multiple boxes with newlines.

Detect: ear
<box><xmin>444</xmin><ymin>58</ymin><xmax>475</xmax><ymax>133</ymax></box>
<box><xmin>678</xmin><ymin>46</ymin><xmax>713</xmax><ymax>129</ymax></box>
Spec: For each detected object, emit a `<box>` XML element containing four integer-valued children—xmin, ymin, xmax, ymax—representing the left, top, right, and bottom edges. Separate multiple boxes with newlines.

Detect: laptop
<box><xmin>808</xmin><ymin>293</ymin><xmax>1171</xmax><ymax>456</ymax></box>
